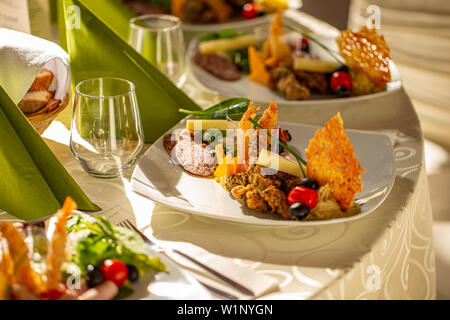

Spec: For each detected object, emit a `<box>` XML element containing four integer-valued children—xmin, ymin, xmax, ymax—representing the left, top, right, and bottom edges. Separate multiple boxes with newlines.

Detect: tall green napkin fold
<box><xmin>0</xmin><ymin>84</ymin><xmax>100</xmax><ymax>221</ymax></box>
<box><xmin>58</xmin><ymin>0</ymin><xmax>201</xmax><ymax>143</ymax></box>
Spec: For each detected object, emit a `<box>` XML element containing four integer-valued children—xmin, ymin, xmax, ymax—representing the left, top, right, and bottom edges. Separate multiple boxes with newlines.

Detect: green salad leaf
<box><xmin>67</xmin><ymin>215</ymin><xmax>166</xmax><ymax>277</ymax></box>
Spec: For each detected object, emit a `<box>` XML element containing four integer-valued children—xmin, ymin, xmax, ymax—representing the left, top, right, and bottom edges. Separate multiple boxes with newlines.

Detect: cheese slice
<box><xmin>199</xmin><ymin>34</ymin><xmax>258</xmax><ymax>55</ymax></box>
<box><xmin>293</xmin><ymin>57</ymin><xmax>339</xmax><ymax>73</ymax></box>
<box><xmin>186</xmin><ymin>120</ymin><xmax>236</xmax><ymax>132</ymax></box>
<box><xmin>257</xmin><ymin>149</ymin><xmax>306</xmax><ymax>177</ymax></box>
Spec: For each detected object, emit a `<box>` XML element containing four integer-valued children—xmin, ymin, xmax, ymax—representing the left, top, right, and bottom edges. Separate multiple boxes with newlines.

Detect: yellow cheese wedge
<box><xmin>257</xmin><ymin>149</ymin><xmax>306</xmax><ymax>177</ymax></box>
<box><xmin>293</xmin><ymin>57</ymin><xmax>339</xmax><ymax>73</ymax></box>
<box><xmin>199</xmin><ymin>34</ymin><xmax>258</xmax><ymax>55</ymax></box>
<box><xmin>186</xmin><ymin>120</ymin><xmax>236</xmax><ymax>132</ymax></box>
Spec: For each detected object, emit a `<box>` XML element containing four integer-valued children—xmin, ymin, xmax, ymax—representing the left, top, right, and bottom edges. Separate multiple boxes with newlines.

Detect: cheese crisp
<box><xmin>337</xmin><ymin>26</ymin><xmax>391</xmax><ymax>87</ymax></box>
<box><xmin>305</xmin><ymin>113</ymin><xmax>365</xmax><ymax>211</ymax></box>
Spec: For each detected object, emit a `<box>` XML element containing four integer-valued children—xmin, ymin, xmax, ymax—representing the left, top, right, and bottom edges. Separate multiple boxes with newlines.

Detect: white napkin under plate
<box><xmin>144</xmin><ymin>233</ymin><xmax>280</xmax><ymax>299</ymax></box>
<box><xmin>0</xmin><ymin>28</ymin><xmax>70</xmax><ymax>104</ymax></box>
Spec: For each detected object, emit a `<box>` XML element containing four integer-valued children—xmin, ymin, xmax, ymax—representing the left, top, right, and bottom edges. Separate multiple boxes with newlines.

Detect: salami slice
<box><xmin>192</xmin><ymin>52</ymin><xmax>241</xmax><ymax>81</ymax></box>
<box><xmin>164</xmin><ymin>130</ymin><xmax>218</xmax><ymax>176</ymax></box>
<box><xmin>163</xmin><ymin>129</ymin><xmax>192</xmax><ymax>155</ymax></box>
<box><xmin>173</xmin><ymin>140</ymin><xmax>218</xmax><ymax>176</ymax></box>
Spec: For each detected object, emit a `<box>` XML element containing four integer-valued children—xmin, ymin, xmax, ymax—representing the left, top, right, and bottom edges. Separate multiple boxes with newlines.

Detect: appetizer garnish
<box><xmin>193</xmin><ymin>7</ymin><xmax>392</xmax><ymax>100</ymax></box>
<box><xmin>336</xmin><ymin>27</ymin><xmax>391</xmax><ymax>95</ymax></box>
<box><xmin>174</xmin><ymin>99</ymin><xmax>365</xmax><ymax>221</ymax></box>
<box><xmin>305</xmin><ymin>113</ymin><xmax>365</xmax><ymax>212</ymax></box>
<box><xmin>0</xmin><ymin>198</ymin><xmax>166</xmax><ymax>300</ymax></box>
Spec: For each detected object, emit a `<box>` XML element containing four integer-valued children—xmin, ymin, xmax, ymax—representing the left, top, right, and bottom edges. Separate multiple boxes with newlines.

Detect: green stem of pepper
<box><xmin>249</xmin><ymin>118</ymin><xmax>307</xmax><ymax>177</ymax></box>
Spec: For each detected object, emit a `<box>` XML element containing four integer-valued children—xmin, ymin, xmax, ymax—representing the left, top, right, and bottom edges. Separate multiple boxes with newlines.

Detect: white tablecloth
<box><xmin>35</xmin><ymin>73</ymin><xmax>436</xmax><ymax>299</ymax></box>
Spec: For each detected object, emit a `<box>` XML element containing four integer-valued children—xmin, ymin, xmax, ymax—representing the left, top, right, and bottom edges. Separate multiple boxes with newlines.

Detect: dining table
<box><xmin>16</xmin><ymin>66</ymin><xmax>432</xmax><ymax>299</ymax></box>
<box><xmin>0</xmin><ymin>10</ymin><xmax>436</xmax><ymax>300</ymax></box>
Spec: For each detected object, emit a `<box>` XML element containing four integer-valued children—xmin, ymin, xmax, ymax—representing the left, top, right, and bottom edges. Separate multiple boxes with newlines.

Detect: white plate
<box><xmin>187</xmin><ymin>25</ymin><xmax>402</xmax><ymax>106</ymax></box>
<box><xmin>127</xmin><ymin>245</ymin><xmax>211</xmax><ymax>300</ymax></box>
<box><xmin>131</xmin><ymin>121</ymin><xmax>395</xmax><ymax>226</ymax></box>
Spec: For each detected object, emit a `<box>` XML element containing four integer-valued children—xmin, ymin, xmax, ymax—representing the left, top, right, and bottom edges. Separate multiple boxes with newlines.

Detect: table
<box><xmin>37</xmin><ymin>71</ymin><xmax>436</xmax><ymax>299</ymax></box>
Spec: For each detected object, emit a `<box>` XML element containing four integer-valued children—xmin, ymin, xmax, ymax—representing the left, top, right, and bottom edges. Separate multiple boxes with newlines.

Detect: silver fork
<box><xmin>117</xmin><ymin>219</ymin><xmax>252</xmax><ymax>297</ymax></box>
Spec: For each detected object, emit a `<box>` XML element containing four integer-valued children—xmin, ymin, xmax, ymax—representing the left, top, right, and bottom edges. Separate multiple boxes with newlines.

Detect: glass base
<box><xmin>75</xmin><ymin>156</ymin><xmax>135</xmax><ymax>179</ymax></box>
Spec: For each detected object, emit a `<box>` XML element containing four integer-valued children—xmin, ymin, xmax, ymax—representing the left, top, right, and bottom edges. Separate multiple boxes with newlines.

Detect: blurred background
<box><xmin>0</xmin><ymin>0</ymin><xmax>449</xmax><ymax>299</ymax></box>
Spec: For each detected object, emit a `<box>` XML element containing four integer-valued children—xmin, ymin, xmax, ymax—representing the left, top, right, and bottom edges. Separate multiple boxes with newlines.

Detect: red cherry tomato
<box><xmin>330</xmin><ymin>71</ymin><xmax>353</xmax><ymax>92</ymax></box>
<box><xmin>278</xmin><ymin>128</ymin><xmax>291</xmax><ymax>144</ymax></box>
<box><xmin>287</xmin><ymin>186</ymin><xmax>318</xmax><ymax>209</ymax></box>
<box><xmin>48</xmin><ymin>289</ymin><xmax>66</xmax><ymax>300</ymax></box>
<box><xmin>242</xmin><ymin>3</ymin><xmax>262</xmax><ymax>19</ymax></box>
<box><xmin>100</xmin><ymin>259</ymin><xmax>128</xmax><ymax>287</ymax></box>
<box><xmin>301</xmin><ymin>37</ymin><xmax>309</xmax><ymax>47</ymax></box>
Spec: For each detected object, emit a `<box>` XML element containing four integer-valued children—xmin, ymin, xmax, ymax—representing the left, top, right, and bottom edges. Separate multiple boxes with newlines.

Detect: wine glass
<box><xmin>70</xmin><ymin>78</ymin><xmax>144</xmax><ymax>179</ymax></box>
<box><xmin>128</xmin><ymin>14</ymin><xmax>187</xmax><ymax>87</ymax></box>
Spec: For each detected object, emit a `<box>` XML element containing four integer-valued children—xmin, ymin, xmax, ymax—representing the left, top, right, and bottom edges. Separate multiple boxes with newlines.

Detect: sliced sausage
<box><xmin>172</xmin><ymin>139</ymin><xmax>218</xmax><ymax>176</ymax></box>
<box><xmin>163</xmin><ymin>129</ymin><xmax>193</xmax><ymax>155</ymax></box>
<box><xmin>192</xmin><ymin>52</ymin><xmax>241</xmax><ymax>81</ymax></box>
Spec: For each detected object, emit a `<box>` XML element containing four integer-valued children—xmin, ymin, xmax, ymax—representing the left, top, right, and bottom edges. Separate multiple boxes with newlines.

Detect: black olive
<box><xmin>299</xmin><ymin>178</ymin><xmax>320</xmax><ymax>191</ymax></box>
<box><xmin>127</xmin><ymin>264</ymin><xmax>139</xmax><ymax>283</ymax></box>
<box><xmin>277</xmin><ymin>145</ymin><xmax>285</xmax><ymax>154</ymax></box>
<box><xmin>289</xmin><ymin>203</ymin><xmax>310</xmax><ymax>220</ymax></box>
<box><xmin>284</xmin><ymin>129</ymin><xmax>292</xmax><ymax>142</ymax></box>
<box><xmin>86</xmin><ymin>264</ymin><xmax>104</xmax><ymax>288</ymax></box>
<box><xmin>301</xmin><ymin>44</ymin><xmax>310</xmax><ymax>53</ymax></box>
<box><xmin>334</xmin><ymin>65</ymin><xmax>350</xmax><ymax>73</ymax></box>
<box><xmin>336</xmin><ymin>85</ymin><xmax>351</xmax><ymax>98</ymax></box>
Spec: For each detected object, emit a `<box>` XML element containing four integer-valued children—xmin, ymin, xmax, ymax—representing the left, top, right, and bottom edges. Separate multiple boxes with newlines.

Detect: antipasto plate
<box><xmin>131</xmin><ymin>104</ymin><xmax>395</xmax><ymax>226</ymax></box>
<box><xmin>188</xmin><ymin>8</ymin><xmax>401</xmax><ymax>106</ymax></box>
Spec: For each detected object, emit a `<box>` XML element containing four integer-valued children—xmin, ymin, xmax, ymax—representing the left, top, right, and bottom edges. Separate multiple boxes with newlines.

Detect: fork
<box><xmin>117</xmin><ymin>219</ymin><xmax>254</xmax><ymax>297</ymax></box>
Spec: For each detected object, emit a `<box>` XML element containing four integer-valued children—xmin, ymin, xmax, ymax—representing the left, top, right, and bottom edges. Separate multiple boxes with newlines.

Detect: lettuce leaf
<box><xmin>67</xmin><ymin>215</ymin><xmax>166</xmax><ymax>276</ymax></box>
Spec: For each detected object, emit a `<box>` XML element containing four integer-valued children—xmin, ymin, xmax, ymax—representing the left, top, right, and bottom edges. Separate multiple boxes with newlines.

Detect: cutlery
<box><xmin>117</xmin><ymin>219</ymin><xmax>254</xmax><ymax>297</ymax></box>
<box><xmin>198</xmin><ymin>281</ymin><xmax>238</xmax><ymax>300</ymax></box>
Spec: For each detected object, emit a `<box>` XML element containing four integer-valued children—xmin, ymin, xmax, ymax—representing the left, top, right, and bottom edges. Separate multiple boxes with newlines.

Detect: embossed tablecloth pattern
<box><xmin>14</xmin><ymin>73</ymin><xmax>432</xmax><ymax>300</ymax></box>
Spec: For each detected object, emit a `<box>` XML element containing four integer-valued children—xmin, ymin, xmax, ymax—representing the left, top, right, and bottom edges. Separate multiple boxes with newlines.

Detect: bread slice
<box><xmin>33</xmin><ymin>99</ymin><xmax>61</xmax><ymax>115</ymax></box>
<box><xmin>29</xmin><ymin>69</ymin><xmax>53</xmax><ymax>91</ymax></box>
<box><xmin>18</xmin><ymin>90</ymin><xmax>52</xmax><ymax>114</ymax></box>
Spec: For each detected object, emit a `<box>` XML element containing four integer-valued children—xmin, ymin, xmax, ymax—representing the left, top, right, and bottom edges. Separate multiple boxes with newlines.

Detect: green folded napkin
<box><xmin>0</xmin><ymin>85</ymin><xmax>100</xmax><ymax>221</ymax></box>
<box><xmin>57</xmin><ymin>0</ymin><xmax>201</xmax><ymax>143</ymax></box>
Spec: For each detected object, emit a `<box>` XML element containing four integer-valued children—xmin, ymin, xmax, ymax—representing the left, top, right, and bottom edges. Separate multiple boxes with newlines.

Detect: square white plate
<box><xmin>131</xmin><ymin>121</ymin><xmax>395</xmax><ymax>226</ymax></box>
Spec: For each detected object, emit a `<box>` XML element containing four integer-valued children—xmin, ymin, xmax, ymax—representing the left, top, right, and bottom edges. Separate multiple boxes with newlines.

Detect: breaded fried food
<box><xmin>46</xmin><ymin>197</ymin><xmax>76</xmax><ymax>294</ymax></box>
<box><xmin>0</xmin><ymin>222</ymin><xmax>46</xmax><ymax>297</ymax></box>
<box><xmin>239</xmin><ymin>101</ymin><xmax>258</xmax><ymax>131</ymax></box>
<box><xmin>224</xmin><ymin>172</ymin><xmax>249</xmax><ymax>191</ymax></box>
<box><xmin>257</xmin><ymin>100</ymin><xmax>278</xmax><ymax>133</ymax></box>
<box><xmin>259</xmin><ymin>185</ymin><xmax>290</xmax><ymax>219</ymax></box>
<box><xmin>228</xmin><ymin>165</ymin><xmax>292</xmax><ymax>219</ymax></box>
<box><xmin>267</xmin><ymin>7</ymin><xmax>291</xmax><ymax>65</ymax></box>
<box><xmin>337</xmin><ymin>26</ymin><xmax>391</xmax><ymax>89</ymax></box>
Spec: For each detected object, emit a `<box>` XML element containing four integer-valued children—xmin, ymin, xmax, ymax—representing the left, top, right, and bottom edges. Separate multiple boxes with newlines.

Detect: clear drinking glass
<box><xmin>70</xmin><ymin>78</ymin><xmax>144</xmax><ymax>179</ymax></box>
<box><xmin>128</xmin><ymin>14</ymin><xmax>187</xmax><ymax>87</ymax></box>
